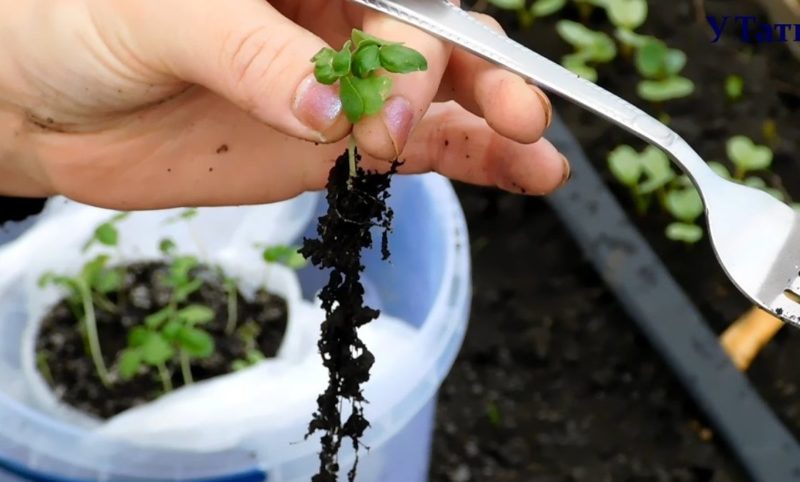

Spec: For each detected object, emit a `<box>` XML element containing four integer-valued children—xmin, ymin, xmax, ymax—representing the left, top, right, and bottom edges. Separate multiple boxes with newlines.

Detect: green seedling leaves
<box><xmin>615</xmin><ymin>28</ymin><xmax>648</xmax><ymax>49</ymax></box>
<box><xmin>635</xmin><ymin>39</ymin><xmax>686</xmax><ymax>79</ymax></box>
<box><xmin>340</xmin><ymin>75</ymin><xmax>365</xmax><ymax>123</ymax></box>
<box><xmin>639</xmin><ymin>146</ymin><xmax>675</xmax><ymax>193</ymax></box>
<box><xmin>332</xmin><ymin>42</ymin><xmax>353</xmax><ymax>77</ymax></box>
<box><xmin>351</xmin><ymin>29</ymin><xmax>397</xmax><ymax>49</ymax></box>
<box><xmin>174</xmin><ymin>278</ymin><xmax>203</xmax><ymax>303</ymax></box>
<box><xmin>562</xmin><ymin>53</ymin><xmax>598</xmax><ymax>81</ymax></box>
<box><xmin>263</xmin><ymin>245</ymin><xmax>308</xmax><ymax>270</ymax></box>
<box><xmin>606</xmin><ymin>0</ymin><xmax>647</xmax><ymax>30</ymax></box>
<box><xmin>145</xmin><ymin>308</ymin><xmax>173</xmax><ymax>330</ymax></box>
<box><xmin>632</xmin><ymin>38</ymin><xmax>693</xmax><ymax>102</ymax></box>
<box><xmin>93</xmin><ymin>269</ymin><xmax>122</xmax><ymax>294</ymax></box>
<box><xmin>637</xmin><ymin>77</ymin><xmax>694</xmax><ymax>102</ymax></box>
<box><xmin>39</xmin><ymin>272</ymin><xmax>79</xmax><ymax>293</ymax></box>
<box><xmin>164</xmin><ymin>208</ymin><xmax>199</xmax><ymax>225</ymax></box>
<box><xmin>118</xmin><ymin>349</ymin><xmax>142</xmax><ymax>380</ymax></box>
<box><xmin>665</xmin><ymin>222</ymin><xmax>703</xmax><ymax>244</ymax></box>
<box><xmin>159</xmin><ymin>238</ymin><xmax>177</xmax><ymax>256</ymax></box>
<box><xmin>176</xmin><ymin>326</ymin><xmax>215</xmax><ymax>358</ymax></box>
<box><xmin>313</xmin><ymin>48</ymin><xmax>339</xmax><ymax>85</ymax></box>
<box><xmin>313</xmin><ymin>29</ymin><xmax>427</xmax><ymax>124</ymax></box>
<box><xmin>607</xmin><ymin>145</ymin><xmax>643</xmax><ymax>186</ymax></box>
<box><xmin>80</xmin><ymin>255</ymin><xmax>121</xmax><ymax>294</ymax></box>
<box><xmin>168</xmin><ymin>256</ymin><xmax>198</xmax><ymax>285</ymax></box>
<box><xmin>141</xmin><ymin>331</ymin><xmax>175</xmax><ymax>365</ymax></box>
<box><xmin>727</xmin><ymin>135</ymin><xmax>773</xmax><ymax>174</ymax></box>
<box><xmin>708</xmin><ymin>161</ymin><xmax>731</xmax><ymax>179</ymax></box>
<box><xmin>557</xmin><ymin>21</ymin><xmax>616</xmax><ymax>80</ymax></box>
<box><xmin>665</xmin><ymin>187</ymin><xmax>703</xmax><ymax>223</ymax></box>
<box><xmin>129</xmin><ymin>326</ymin><xmax>150</xmax><ymax>348</ymax></box>
<box><xmin>557</xmin><ymin>21</ymin><xmax>617</xmax><ymax>62</ymax></box>
<box><xmin>531</xmin><ymin>0</ymin><xmax>567</xmax><ymax>16</ymax></box>
<box><xmin>164</xmin><ymin>256</ymin><xmax>202</xmax><ymax>303</ymax></box>
<box><xmin>725</xmin><ymin>74</ymin><xmax>744</xmax><ymax>101</ymax></box>
<box><xmin>379</xmin><ymin>44</ymin><xmax>428</xmax><ymax>74</ymax></box>
<box><xmin>82</xmin><ymin>212</ymin><xmax>128</xmax><ymax>252</ymax></box>
<box><xmin>341</xmin><ymin>74</ymin><xmax>393</xmax><ymax>123</ymax></box>
<box><xmin>557</xmin><ymin>20</ymin><xmax>598</xmax><ymax>48</ymax></box>
<box><xmin>177</xmin><ymin>304</ymin><xmax>215</xmax><ymax>325</ymax></box>
<box><xmin>162</xmin><ymin>319</ymin><xmax>183</xmax><ymax>340</ymax></box>
<box><xmin>361</xmin><ymin>76</ymin><xmax>393</xmax><ymax>115</ymax></box>
<box><xmin>352</xmin><ymin>45</ymin><xmax>381</xmax><ymax>78</ymax></box>
<box><xmin>488</xmin><ymin>0</ymin><xmax>525</xmax><ymax>9</ymax></box>
<box><xmin>232</xmin><ymin>349</ymin><xmax>266</xmax><ymax>371</ymax></box>
<box><xmin>94</xmin><ymin>223</ymin><xmax>118</xmax><ymax>247</ymax></box>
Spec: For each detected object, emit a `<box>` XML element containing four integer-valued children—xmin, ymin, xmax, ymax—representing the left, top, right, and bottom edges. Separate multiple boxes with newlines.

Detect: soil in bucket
<box><xmin>36</xmin><ymin>260</ymin><xmax>288</xmax><ymax>419</ymax></box>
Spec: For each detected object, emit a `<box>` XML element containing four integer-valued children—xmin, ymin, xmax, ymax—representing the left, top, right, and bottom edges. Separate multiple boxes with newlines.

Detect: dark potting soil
<box><xmin>476</xmin><ymin>0</ymin><xmax>800</xmax><ymax>450</ymax></box>
<box><xmin>300</xmin><ymin>149</ymin><xmax>399</xmax><ymax>482</ymax></box>
<box><xmin>36</xmin><ymin>261</ymin><xmax>288</xmax><ymax>419</ymax></box>
<box><xmin>430</xmin><ymin>186</ymin><xmax>749</xmax><ymax>482</ymax></box>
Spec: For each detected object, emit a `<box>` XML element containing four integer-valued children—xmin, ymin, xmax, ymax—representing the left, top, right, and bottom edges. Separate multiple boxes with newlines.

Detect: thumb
<box><xmin>116</xmin><ymin>0</ymin><xmax>351</xmax><ymax>143</ymax></box>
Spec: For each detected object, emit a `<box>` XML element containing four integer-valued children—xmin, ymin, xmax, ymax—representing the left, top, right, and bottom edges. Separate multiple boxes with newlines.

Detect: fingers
<box><xmin>111</xmin><ymin>0</ymin><xmax>351</xmax><ymax>143</ymax></box>
<box><xmin>437</xmin><ymin>13</ymin><xmax>552</xmax><ymax>145</ymax></box>
<box><xmin>37</xmin><ymin>95</ymin><xmax>567</xmax><ymax>210</ymax></box>
<box><xmin>352</xmin><ymin>9</ymin><xmax>452</xmax><ymax>160</ymax></box>
<box><xmin>358</xmin><ymin>102</ymin><xmax>569</xmax><ymax>196</ymax></box>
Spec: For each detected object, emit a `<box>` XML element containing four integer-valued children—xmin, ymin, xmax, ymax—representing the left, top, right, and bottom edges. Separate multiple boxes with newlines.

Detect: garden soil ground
<box><xmin>431</xmin><ymin>0</ymin><xmax>800</xmax><ymax>480</ymax></box>
<box><xmin>429</xmin><ymin>186</ymin><xmax>748</xmax><ymax>482</ymax></box>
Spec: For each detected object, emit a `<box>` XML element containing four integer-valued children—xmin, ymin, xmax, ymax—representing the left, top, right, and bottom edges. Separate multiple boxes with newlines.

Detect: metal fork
<box><xmin>348</xmin><ymin>0</ymin><xmax>800</xmax><ymax>327</ymax></box>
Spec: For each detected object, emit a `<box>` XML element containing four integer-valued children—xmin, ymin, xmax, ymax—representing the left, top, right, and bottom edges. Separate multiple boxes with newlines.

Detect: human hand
<box><xmin>0</xmin><ymin>0</ymin><xmax>569</xmax><ymax>209</ymax></box>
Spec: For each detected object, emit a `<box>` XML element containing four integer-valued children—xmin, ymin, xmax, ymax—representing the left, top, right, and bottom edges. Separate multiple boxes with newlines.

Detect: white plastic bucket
<box><xmin>0</xmin><ymin>173</ymin><xmax>471</xmax><ymax>482</ymax></box>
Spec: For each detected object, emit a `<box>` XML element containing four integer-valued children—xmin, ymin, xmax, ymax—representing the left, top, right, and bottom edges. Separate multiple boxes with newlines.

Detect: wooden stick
<box><xmin>720</xmin><ymin>306</ymin><xmax>784</xmax><ymax>371</ymax></box>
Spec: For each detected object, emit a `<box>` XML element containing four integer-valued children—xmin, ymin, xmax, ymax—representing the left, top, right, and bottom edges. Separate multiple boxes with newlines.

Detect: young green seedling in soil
<box><xmin>222</xmin><ymin>274</ymin><xmax>239</xmax><ymax>336</ymax></box>
<box><xmin>607</xmin><ymin>144</ymin><xmax>675</xmax><ymax>214</ymax></box>
<box><xmin>726</xmin><ymin>135</ymin><xmax>773</xmax><ymax>180</ymax></box>
<box><xmin>664</xmin><ymin>180</ymin><xmax>704</xmax><ymax>244</ymax></box>
<box><xmin>605</xmin><ymin>0</ymin><xmax>648</xmax><ymax>56</ymax></box>
<box><xmin>118</xmin><ymin>241</ymin><xmax>216</xmax><ymax>389</ymax></box>
<box><xmin>118</xmin><ymin>303</ymin><xmax>215</xmax><ymax>391</ymax></box>
<box><xmin>634</xmin><ymin>38</ymin><xmax>694</xmax><ymax>103</ymax></box>
<box><xmin>556</xmin><ymin>20</ymin><xmax>617</xmax><ymax>82</ymax></box>
<box><xmin>303</xmin><ymin>30</ymin><xmax>427</xmax><ymax>482</ymax></box>
<box><xmin>39</xmin><ymin>254</ymin><xmax>122</xmax><ymax>387</ymax></box>
<box><xmin>82</xmin><ymin>212</ymin><xmax>129</xmax><ymax>253</ymax></box>
<box><xmin>231</xmin><ymin>320</ymin><xmax>266</xmax><ymax>371</ymax></box>
<box><xmin>720</xmin><ymin>135</ymin><xmax>786</xmax><ymax>201</ymax></box>
<box><xmin>725</xmin><ymin>74</ymin><xmax>744</xmax><ymax>102</ymax></box>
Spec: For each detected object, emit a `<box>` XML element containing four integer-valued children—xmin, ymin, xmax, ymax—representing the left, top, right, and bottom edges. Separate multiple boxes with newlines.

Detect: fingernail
<box><xmin>559</xmin><ymin>154</ymin><xmax>571</xmax><ymax>188</ymax></box>
<box><xmin>382</xmin><ymin>96</ymin><xmax>414</xmax><ymax>156</ymax></box>
<box><xmin>531</xmin><ymin>86</ymin><xmax>552</xmax><ymax>130</ymax></box>
<box><xmin>293</xmin><ymin>75</ymin><xmax>345</xmax><ymax>141</ymax></box>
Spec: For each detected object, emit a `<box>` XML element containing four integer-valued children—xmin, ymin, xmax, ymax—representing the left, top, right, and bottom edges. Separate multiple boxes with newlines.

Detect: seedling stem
<box><xmin>78</xmin><ymin>278</ymin><xmax>111</xmax><ymax>387</ymax></box>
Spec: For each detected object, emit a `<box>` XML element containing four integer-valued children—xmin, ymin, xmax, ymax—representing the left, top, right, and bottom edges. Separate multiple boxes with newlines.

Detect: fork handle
<box><xmin>348</xmin><ymin>0</ymin><xmax>718</xmax><ymax>185</ymax></box>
